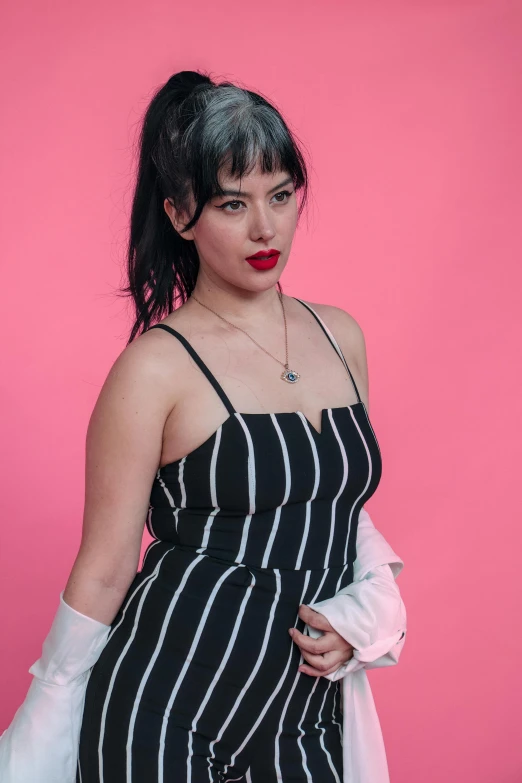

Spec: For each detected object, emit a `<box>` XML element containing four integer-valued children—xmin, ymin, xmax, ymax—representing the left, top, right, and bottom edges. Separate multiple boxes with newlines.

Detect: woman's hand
<box><xmin>289</xmin><ymin>604</ymin><xmax>354</xmax><ymax>677</ymax></box>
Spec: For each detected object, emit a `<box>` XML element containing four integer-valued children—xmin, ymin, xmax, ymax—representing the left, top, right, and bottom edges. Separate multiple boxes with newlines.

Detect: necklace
<box><xmin>190</xmin><ymin>290</ymin><xmax>301</xmax><ymax>383</ymax></box>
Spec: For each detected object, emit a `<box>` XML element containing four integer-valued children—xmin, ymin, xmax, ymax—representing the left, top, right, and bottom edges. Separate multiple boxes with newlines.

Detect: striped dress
<box><xmin>77</xmin><ymin>297</ymin><xmax>382</xmax><ymax>783</ymax></box>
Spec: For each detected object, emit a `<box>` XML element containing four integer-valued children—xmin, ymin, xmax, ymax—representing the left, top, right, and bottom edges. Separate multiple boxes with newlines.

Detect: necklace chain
<box><xmin>190</xmin><ymin>290</ymin><xmax>300</xmax><ymax>383</ymax></box>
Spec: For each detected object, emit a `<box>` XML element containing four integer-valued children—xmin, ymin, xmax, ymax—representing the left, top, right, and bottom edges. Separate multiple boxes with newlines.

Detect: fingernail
<box><xmin>288</xmin><ymin>628</ymin><xmax>294</xmax><ymax>635</ymax></box>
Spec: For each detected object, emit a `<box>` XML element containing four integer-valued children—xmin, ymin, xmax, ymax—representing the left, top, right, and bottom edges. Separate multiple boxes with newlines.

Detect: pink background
<box><xmin>1</xmin><ymin>1</ymin><xmax>521</xmax><ymax>780</ymax></box>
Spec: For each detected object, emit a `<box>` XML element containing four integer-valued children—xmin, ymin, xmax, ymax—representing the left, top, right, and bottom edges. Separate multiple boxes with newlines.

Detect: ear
<box><xmin>163</xmin><ymin>198</ymin><xmax>196</xmax><ymax>241</ymax></box>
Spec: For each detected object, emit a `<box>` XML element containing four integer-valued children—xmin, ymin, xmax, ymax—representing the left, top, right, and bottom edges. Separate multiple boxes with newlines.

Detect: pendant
<box><xmin>281</xmin><ymin>368</ymin><xmax>300</xmax><ymax>383</ymax></box>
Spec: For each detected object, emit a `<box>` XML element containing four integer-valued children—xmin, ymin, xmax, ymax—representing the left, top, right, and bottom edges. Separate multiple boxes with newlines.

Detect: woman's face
<box><xmin>165</xmin><ymin>163</ymin><xmax>299</xmax><ymax>292</ymax></box>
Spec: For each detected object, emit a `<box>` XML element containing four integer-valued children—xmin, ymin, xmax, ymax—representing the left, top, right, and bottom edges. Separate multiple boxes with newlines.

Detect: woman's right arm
<box><xmin>62</xmin><ymin>331</ymin><xmax>178</xmax><ymax>626</ymax></box>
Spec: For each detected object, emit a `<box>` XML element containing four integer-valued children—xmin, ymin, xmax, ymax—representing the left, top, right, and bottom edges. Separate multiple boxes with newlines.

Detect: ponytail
<box><xmin>120</xmin><ymin>70</ymin><xmax>213</xmax><ymax>344</ymax></box>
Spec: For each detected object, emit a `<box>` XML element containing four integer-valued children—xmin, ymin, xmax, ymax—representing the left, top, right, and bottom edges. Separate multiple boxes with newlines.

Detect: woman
<box><xmin>0</xmin><ymin>70</ymin><xmax>406</xmax><ymax>782</ymax></box>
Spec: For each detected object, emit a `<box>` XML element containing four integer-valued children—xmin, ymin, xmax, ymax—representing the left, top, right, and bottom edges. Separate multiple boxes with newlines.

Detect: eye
<box><xmin>217</xmin><ymin>199</ymin><xmax>245</xmax><ymax>212</ymax></box>
<box><xmin>272</xmin><ymin>190</ymin><xmax>293</xmax><ymax>203</ymax></box>
<box><xmin>216</xmin><ymin>190</ymin><xmax>294</xmax><ymax>212</ymax></box>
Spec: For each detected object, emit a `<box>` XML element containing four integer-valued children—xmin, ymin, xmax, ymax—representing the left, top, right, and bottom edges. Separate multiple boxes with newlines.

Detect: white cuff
<box><xmin>28</xmin><ymin>591</ymin><xmax>111</xmax><ymax>685</ymax></box>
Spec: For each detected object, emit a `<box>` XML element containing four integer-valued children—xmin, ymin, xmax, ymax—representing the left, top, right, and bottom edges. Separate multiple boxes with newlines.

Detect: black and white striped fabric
<box><xmin>77</xmin><ymin>297</ymin><xmax>382</xmax><ymax>783</ymax></box>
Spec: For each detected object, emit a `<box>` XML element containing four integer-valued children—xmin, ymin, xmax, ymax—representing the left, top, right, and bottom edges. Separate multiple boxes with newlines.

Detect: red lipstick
<box><xmin>245</xmin><ymin>249</ymin><xmax>280</xmax><ymax>270</ymax></box>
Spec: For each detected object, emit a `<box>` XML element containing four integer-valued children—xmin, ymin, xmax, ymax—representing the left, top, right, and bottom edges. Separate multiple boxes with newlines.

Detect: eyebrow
<box><xmin>216</xmin><ymin>175</ymin><xmax>294</xmax><ymax>198</ymax></box>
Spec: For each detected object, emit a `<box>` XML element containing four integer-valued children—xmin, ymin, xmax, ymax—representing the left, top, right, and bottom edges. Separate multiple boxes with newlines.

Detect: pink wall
<box><xmin>1</xmin><ymin>1</ymin><xmax>521</xmax><ymax>780</ymax></box>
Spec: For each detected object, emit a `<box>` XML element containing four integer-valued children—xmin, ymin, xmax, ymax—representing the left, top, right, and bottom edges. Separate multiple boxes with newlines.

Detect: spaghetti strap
<box><xmin>293</xmin><ymin>297</ymin><xmax>362</xmax><ymax>403</ymax></box>
<box><xmin>148</xmin><ymin>324</ymin><xmax>237</xmax><ymax>416</ymax></box>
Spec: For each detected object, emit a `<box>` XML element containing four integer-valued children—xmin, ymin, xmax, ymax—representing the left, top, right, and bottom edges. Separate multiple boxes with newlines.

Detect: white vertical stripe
<box><xmin>157</xmin><ymin>563</ymin><xmax>239</xmax><ymax>783</ymax></box>
<box><xmin>307</xmin><ymin>409</ymin><xmax>349</xmax><ymax>604</ymax></box>
<box><xmin>224</xmin><ymin>571</ymin><xmax>312</xmax><ymax>779</ymax></box>
<box><xmin>197</xmin><ymin>426</ymin><xmax>222</xmax><ymax>553</ymax></box>
<box><xmin>324</xmin><ymin>409</ymin><xmax>349</xmax><ymax>568</ymax></box>
<box><xmin>186</xmin><ymin>570</ymin><xmax>256</xmax><ymax>782</ymax></box>
<box><xmin>294</xmin><ymin>414</ymin><xmax>321</xmax><ymax>569</ymax></box>
<box><xmin>209</xmin><ymin>425</ymin><xmax>222</xmax><ymax>507</ymax></box>
<box><xmin>308</xmin><ymin>570</ymin><xmax>332</xmax><ymax>610</ymax></box>
<box><xmin>234</xmin><ymin>414</ymin><xmax>256</xmax><ymax>563</ymax></box>
<box><xmin>155</xmin><ymin>471</ymin><xmax>176</xmax><ymax>526</ymax></box>
<box><xmin>98</xmin><ymin>546</ymin><xmax>179</xmax><ymax>782</ymax></box>
<box><xmin>141</xmin><ymin>537</ymin><xmax>162</xmax><ymax>570</ymax></box>
<box><xmin>208</xmin><ymin>570</ymin><xmax>282</xmax><ymax>778</ymax></box>
<box><xmin>125</xmin><ymin>555</ymin><xmax>207</xmax><ymax>780</ymax></box>
<box><xmin>296</xmin><ymin>676</ymin><xmax>320</xmax><ymax>782</ymax></box>
<box><xmin>332</xmin><ymin>684</ymin><xmax>343</xmax><ymax>743</ymax></box>
<box><xmin>274</xmin><ymin>670</ymin><xmax>302</xmax><ymax>781</ymax></box>
<box><xmin>176</xmin><ymin>457</ymin><xmax>187</xmax><ymax>531</ymax></box>
<box><xmin>178</xmin><ymin>457</ymin><xmax>187</xmax><ymax>506</ymax></box>
<box><xmin>261</xmin><ymin>414</ymin><xmax>291</xmax><ymax>568</ymax></box>
<box><xmin>316</xmin><ymin>682</ymin><xmax>342</xmax><ymax>783</ymax></box>
<box><xmin>146</xmin><ymin>503</ymin><xmax>157</xmax><ymax>539</ymax></box>
<box><xmin>334</xmin><ymin>405</ymin><xmax>374</xmax><ymax>592</ymax></box>
<box><xmin>155</xmin><ymin>458</ymin><xmax>186</xmax><ymax>534</ymax></box>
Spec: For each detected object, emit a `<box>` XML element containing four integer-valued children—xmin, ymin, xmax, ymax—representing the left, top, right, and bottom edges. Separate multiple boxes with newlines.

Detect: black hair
<box><xmin>118</xmin><ymin>69</ymin><xmax>310</xmax><ymax>344</ymax></box>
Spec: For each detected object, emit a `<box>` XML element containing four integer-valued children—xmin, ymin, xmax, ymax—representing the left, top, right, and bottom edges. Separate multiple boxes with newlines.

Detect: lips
<box><xmin>245</xmin><ymin>251</ymin><xmax>280</xmax><ymax>270</ymax></box>
<box><xmin>245</xmin><ymin>249</ymin><xmax>280</xmax><ymax>260</ymax></box>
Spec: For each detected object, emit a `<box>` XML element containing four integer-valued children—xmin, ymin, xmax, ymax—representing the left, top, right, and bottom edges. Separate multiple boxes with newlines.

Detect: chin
<box><xmin>242</xmin><ymin>272</ymin><xmax>284</xmax><ymax>292</ymax></box>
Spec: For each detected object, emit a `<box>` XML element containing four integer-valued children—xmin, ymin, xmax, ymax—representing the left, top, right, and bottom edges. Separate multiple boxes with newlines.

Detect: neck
<box><xmin>190</xmin><ymin>272</ymin><xmax>284</xmax><ymax>325</ymax></box>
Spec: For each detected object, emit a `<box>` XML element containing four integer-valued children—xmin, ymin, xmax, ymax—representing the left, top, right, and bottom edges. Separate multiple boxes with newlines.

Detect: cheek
<box><xmin>280</xmin><ymin>199</ymin><xmax>299</xmax><ymax>229</ymax></box>
<box><xmin>196</xmin><ymin>214</ymin><xmax>243</xmax><ymax>253</ymax></box>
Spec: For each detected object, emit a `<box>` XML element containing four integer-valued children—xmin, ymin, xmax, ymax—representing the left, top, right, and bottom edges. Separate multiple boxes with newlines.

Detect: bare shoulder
<box><xmin>111</xmin><ymin>317</ymin><xmax>198</xmax><ymax>395</ymax></box>
<box><xmin>85</xmin><ymin>327</ymin><xmax>183</xmax><ymax>508</ymax></box>
<box><xmin>294</xmin><ymin>297</ymin><xmax>368</xmax><ymax>375</ymax></box>
<box><xmin>100</xmin><ymin>326</ymin><xmax>183</xmax><ymax>414</ymax></box>
<box><xmin>90</xmin><ymin>321</ymin><xmax>199</xmax><ymax>456</ymax></box>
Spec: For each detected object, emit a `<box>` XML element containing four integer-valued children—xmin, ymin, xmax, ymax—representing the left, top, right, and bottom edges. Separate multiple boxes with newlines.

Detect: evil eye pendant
<box><xmin>281</xmin><ymin>368</ymin><xmax>300</xmax><ymax>383</ymax></box>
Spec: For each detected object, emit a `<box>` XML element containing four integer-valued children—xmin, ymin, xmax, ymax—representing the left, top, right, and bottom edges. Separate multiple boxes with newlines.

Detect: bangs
<box><xmin>211</xmin><ymin>116</ymin><xmax>303</xmax><ymax>193</ymax></box>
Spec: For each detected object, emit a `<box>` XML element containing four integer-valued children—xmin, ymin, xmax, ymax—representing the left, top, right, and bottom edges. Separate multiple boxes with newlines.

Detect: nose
<box><xmin>249</xmin><ymin>204</ymin><xmax>276</xmax><ymax>242</ymax></box>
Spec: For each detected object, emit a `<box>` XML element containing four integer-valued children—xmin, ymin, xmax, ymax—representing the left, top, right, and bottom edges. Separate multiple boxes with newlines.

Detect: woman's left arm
<box><xmin>304</xmin><ymin>557</ymin><xmax>407</xmax><ymax>678</ymax></box>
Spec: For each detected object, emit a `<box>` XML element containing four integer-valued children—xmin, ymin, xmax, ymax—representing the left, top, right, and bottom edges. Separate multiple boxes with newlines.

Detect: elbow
<box><xmin>63</xmin><ymin>549</ymin><xmax>139</xmax><ymax>626</ymax></box>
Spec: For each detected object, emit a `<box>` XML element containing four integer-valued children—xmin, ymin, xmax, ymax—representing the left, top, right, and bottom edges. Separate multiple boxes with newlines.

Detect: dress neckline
<box><xmin>150</xmin><ymin>297</ymin><xmax>367</xmax><ymax>474</ymax></box>
<box><xmin>157</xmin><ymin>401</ymin><xmax>366</xmax><ymax>474</ymax></box>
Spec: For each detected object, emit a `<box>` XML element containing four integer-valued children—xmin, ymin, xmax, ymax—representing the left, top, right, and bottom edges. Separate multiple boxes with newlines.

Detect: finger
<box><xmin>299</xmin><ymin>661</ymin><xmax>344</xmax><ymax>677</ymax></box>
<box><xmin>299</xmin><ymin>649</ymin><xmax>353</xmax><ymax>677</ymax></box>
<box><xmin>291</xmin><ymin>627</ymin><xmax>354</xmax><ymax>657</ymax></box>
<box><xmin>289</xmin><ymin>627</ymin><xmax>334</xmax><ymax>655</ymax></box>
<box><xmin>301</xmin><ymin>650</ymin><xmax>344</xmax><ymax>673</ymax></box>
<box><xmin>298</xmin><ymin>605</ymin><xmax>334</xmax><ymax>633</ymax></box>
